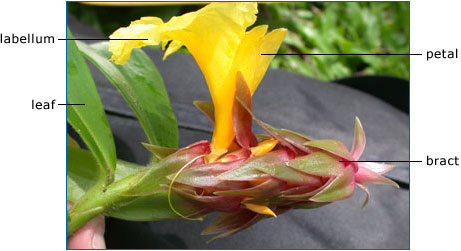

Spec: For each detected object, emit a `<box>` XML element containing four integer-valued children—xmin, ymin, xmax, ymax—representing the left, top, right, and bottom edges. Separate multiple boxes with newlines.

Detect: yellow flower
<box><xmin>109</xmin><ymin>2</ymin><xmax>286</xmax><ymax>155</ymax></box>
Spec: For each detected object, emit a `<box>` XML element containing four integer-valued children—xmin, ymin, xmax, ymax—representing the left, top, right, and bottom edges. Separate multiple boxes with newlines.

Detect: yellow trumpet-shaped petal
<box><xmin>250</xmin><ymin>139</ymin><xmax>279</xmax><ymax>157</ymax></box>
<box><xmin>109</xmin><ymin>3</ymin><xmax>286</xmax><ymax>154</ymax></box>
<box><xmin>242</xmin><ymin>200</ymin><xmax>277</xmax><ymax>218</ymax></box>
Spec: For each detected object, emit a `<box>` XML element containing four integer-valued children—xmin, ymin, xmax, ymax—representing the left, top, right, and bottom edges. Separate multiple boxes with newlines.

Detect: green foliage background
<box><xmin>68</xmin><ymin>2</ymin><xmax>409</xmax><ymax>81</ymax></box>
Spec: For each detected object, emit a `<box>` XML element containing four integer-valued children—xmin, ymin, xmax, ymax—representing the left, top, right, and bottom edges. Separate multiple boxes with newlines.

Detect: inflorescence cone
<box><xmin>142</xmin><ymin>72</ymin><xmax>399</xmax><ymax>242</ymax></box>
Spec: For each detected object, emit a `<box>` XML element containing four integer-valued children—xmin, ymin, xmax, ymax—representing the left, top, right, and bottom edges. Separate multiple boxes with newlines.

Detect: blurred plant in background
<box><xmin>68</xmin><ymin>2</ymin><xmax>409</xmax><ymax>81</ymax></box>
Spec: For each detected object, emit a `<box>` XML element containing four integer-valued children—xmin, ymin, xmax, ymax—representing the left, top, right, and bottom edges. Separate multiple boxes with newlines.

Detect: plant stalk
<box><xmin>67</xmin><ymin>172</ymin><xmax>146</xmax><ymax>236</ymax></box>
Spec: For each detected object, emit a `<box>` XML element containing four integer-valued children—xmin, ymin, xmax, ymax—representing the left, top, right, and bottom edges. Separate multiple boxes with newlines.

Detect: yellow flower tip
<box><xmin>250</xmin><ymin>139</ymin><xmax>279</xmax><ymax>157</ymax></box>
<box><xmin>243</xmin><ymin>202</ymin><xmax>277</xmax><ymax>218</ymax></box>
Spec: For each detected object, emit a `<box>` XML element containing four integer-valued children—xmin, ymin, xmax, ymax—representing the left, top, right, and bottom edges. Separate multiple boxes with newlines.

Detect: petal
<box><xmin>249</xmin><ymin>139</ymin><xmax>279</xmax><ymax>157</ymax></box>
<box><xmin>109</xmin><ymin>3</ymin><xmax>286</xmax><ymax>153</ymax></box>
<box><xmin>163</xmin><ymin>40</ymin><xmax>183</xmax><ymax>60</ymax></box>
<box><xmin>231</xmin><ymin>26</ymin><xmax>287</xmax><ymax>94</ymax></box>
<box><xmin>211</xmin><ymin>27</ymin><xmax>286</xmax><ymax>151</ymax></box>
<box><xmin>109</xmin><ymin>17</ymin><xmax>164</xmax><ymax>64</ymax></box>
<box><xmin>242</xmin><ymin>203</ymin><xmax>277</xmax><ymax>217</ymax></box>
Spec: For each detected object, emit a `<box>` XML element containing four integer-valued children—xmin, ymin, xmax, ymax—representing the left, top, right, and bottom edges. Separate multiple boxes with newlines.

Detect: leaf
<box><xmin>67</xmin><ymin>146</ymin><xmax>99</xmax><ymax>203</ymax></box>
<box><xmin>287</xmin><ymin>152</ymin><xmax>344</xmax><ymax>177</ymax></box>
<box><xmin>113</xmin><ymin>159</ymin><xmax>147</xmax><ymax>182</ymax></box>
<box><xmin>67</xmin><ymin>28</ymin><xmax>116</xmax><ymax>183</ymax></box>
<box><xmin>351</xmin><ymin>117</ymin><xmax>366</xmax><ymax>160</ymax></box>
<box><xmin>76</xmin><ymin>41</ymin><xmax>178</xmax><ymax>148</ymax></box>
<box><xmin>233</xmin><ymin>72</ymin><xmax>258</xmax><ymax>148</ymax></box>
<box><xmin>67</xmin><ymin>146</ymin><xmax>147</xmax><ymax>203</ymax></box>
<box><xmin>305</xmin><ymin>139</ymin><xmax>354</xmax><ymax>160</ymax></box>
<box><xmin>309</xmin><ymin>166</ymin><xmax>356</xmax><ymax>202</ymax></box>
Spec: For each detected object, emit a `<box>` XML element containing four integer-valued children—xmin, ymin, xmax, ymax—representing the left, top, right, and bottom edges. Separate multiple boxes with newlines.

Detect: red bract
<box><xmin>142</xmin><ymin>73</ymin><xmax>399</xmax><ymax>241</ymax></box>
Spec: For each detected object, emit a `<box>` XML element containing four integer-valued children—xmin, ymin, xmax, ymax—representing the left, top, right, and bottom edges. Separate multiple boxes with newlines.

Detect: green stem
<box><xmin>67</xmin><ymin>172</ymin><xmax>145</xmax><ymax>236</ymax></box>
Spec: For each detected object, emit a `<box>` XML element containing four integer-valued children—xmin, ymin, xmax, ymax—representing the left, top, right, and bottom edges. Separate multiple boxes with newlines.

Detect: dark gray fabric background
<box><xmin>68</xmin><ymin>14</ymin><xmax>409</xmax><ymax>249</ymax></box>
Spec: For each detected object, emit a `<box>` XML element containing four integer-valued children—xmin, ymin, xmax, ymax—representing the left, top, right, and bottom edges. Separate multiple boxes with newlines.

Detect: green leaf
<box><xmin>67</xmin><ymin>146</ymin><xmax>99</xmax><ymax>203</ymax></box>
<box><xmin>67</xmin><ymin>146</ymin><xmax>147</xmax><ymax>203</ymax></box>
<box><xmin>67</xmin><ymin>28</ymin><xmax>116</xmax><ymax>183</ymax></box>
<box><xmin>76</xmin><ymin>41</ymin><xmax>178</xmax><ymax>148</ymax></box>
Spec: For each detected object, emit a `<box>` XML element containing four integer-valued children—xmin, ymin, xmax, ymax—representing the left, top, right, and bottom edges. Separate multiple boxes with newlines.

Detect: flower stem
<box><xmin>67</xmin><ymin>172</ymin><xmax>145</xmax><ymax>236</ymax></box>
